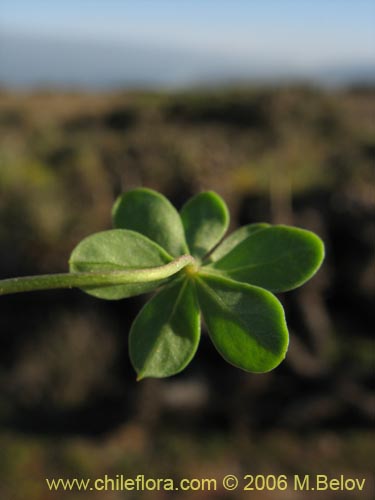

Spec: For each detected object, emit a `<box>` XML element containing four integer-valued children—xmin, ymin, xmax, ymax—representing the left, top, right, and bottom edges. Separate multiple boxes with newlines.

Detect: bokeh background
<box><xmin>0</xmin><ymin>1</ymin><xmax>374</xmax><ymax>499</ymax></box>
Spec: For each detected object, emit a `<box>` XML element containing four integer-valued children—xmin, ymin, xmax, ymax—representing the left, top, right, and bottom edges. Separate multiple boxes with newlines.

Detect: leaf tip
<box><xmin>136</xmin><ymin>372</ymin><xmax>146</xmax><ymax>382</ymax></box>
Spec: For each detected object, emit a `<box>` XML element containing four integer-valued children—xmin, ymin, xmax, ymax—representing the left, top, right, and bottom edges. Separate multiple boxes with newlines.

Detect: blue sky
<box><xmin>2</xmin><ymin>0</ymin><xmax>374</xmax><ymax>63</ymax></box>
<box><xmin>1</xmin><ymin>1</ymin><xmax>374</xmax><ymax>88</ymax></box>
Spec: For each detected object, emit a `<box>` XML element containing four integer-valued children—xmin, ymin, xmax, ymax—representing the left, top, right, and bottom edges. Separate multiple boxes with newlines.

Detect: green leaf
<box><xmin>196</xmin><ymin>273</ymin><xmax>288</xmax><ymax>373</ymax></box>
<box><xmin>208</xmin><ymin>225</ymin><xmax>325</xmax><ymax>292</ymax></box>
<box><xmin>129</xmin><ymin>279</ymin><xmax>200</xmax><ymax>379</ymax></box>
<box><xmin>180</xmin><ymin>191</ymin><xmax>229</xmax><ymax>260</ymax></box>
<box><xmin>207</xmin><ymin>222</ymin><xmax>270</xmax><ymax>263</ymax></box>
<box><xmin>112</xmin><ymin>188</ymin><xmax>188</xmax><ymax>257</ymax></box>
<box><xmin>69</xmin><ymin>229</ymin><xmax>172</xmax><ymax>299</ymax></box>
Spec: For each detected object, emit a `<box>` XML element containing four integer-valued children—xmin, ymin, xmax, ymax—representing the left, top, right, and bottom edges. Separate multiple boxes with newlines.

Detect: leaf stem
<box><xmin>0</xmin><ymin>255</ymin><xmax>196</xmax><ymax>296</ymax></box>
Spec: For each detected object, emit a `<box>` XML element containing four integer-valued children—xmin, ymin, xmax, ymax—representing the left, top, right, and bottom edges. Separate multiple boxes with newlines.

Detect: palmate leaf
<box><xmin>208</xmin><ymin>222</ymin><xmax>270</xmax><ymax>263</ymax></box>
<box><xmin>69</xmin><ymin>229</ymin><xmax>172</xmax><ymax>299</ymax></box>
<box><xmin>180</xmin><ymin>191</ymin><xmax>229</xmax><ymax>260</ymax></box>
<box><xmin>129</xmin><ymin>279</ymin><xmax>200</xmax><ymax>379</ymax></box>
<box><xmin>196</xmin><ymin>273</ymin><xmax>289</xmax><ymax>373</ymax></box>
<box><xmin>1</xmin><ymin>185</ymin><xmax>327</xmax><ymax>381</ymax></box>
<box><xmin>207</xmin><ymin>225</ymin><xmax>324</xmax><ymax>292</ymax></box>
<box><xmin>112</xmin><ymin>188</ymin><xmax>188</xmax><ymax>257</ymax></box>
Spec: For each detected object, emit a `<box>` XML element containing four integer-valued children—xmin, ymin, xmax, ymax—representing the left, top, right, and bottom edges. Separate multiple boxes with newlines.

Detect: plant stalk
<box><xmin>0</xmin><ymin>255</ymin><xmax>195</xmax><ymax>296</ymax></box>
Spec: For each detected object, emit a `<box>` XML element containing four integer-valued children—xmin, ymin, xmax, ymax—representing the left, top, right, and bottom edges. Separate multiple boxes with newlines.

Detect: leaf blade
<box><xmin>180</xmin><ymin>191</ymin><xmax>230</xmax><ymax>260</ymax></box>
<box><xmin>196</xmin><ymin>273</ymin><xmax>289</xmax><ymax>373</ymax></box>
<box><xmin>69</xmin><ymin>229</ymin><xmax>172</xmax><ymax>299</ymax></box>
<box><xmin>112</xmin><ymin>188</ymin><xmax>188</xmax><ymax>256</ymax></box>
<box><xmin>207</xmin><ymin>222</ymin><xmax>270</xmax><ymax>263</ymax></box>
<box><xmin>129</xmin><ymin>279</ymin><xmax>200</xmax><ymax>379</ymax></box>
<box><xmin>208</xmin><ymin>225</ymin><xmax>325</xmax><ymax>292</ymax></box>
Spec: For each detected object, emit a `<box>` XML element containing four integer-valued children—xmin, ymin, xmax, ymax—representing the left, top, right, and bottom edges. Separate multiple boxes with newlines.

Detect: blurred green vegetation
<box><xmin>0</xmin><ymin>86</ymin><xmax>374</xmax><ymax>499</ymax></box>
